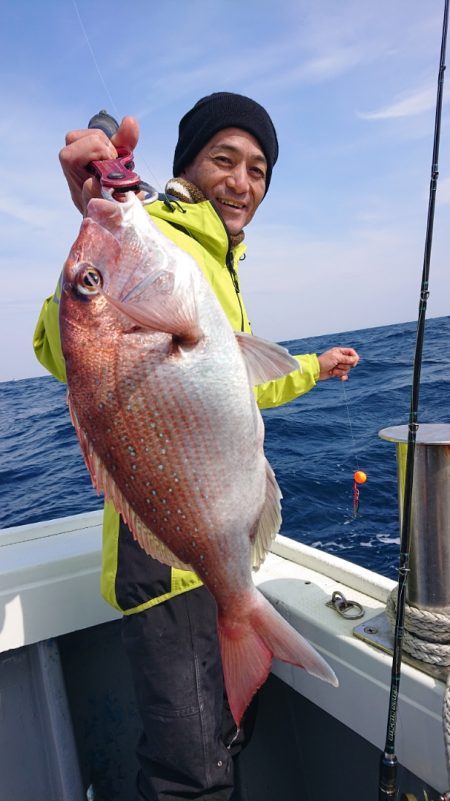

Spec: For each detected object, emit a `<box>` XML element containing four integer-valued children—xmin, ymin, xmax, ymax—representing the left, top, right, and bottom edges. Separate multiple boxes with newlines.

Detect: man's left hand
<box><xmin>317</xmin><ymin>347</ymin><xmax>359</xmax><ymax>381</ymax></box>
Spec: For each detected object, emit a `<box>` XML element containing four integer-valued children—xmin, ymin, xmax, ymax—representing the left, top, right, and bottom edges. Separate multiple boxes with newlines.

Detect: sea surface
<box><xmin>1</xmin><ymin>316</ymin><xmax>449</xmax><ymax>579</ymax></box>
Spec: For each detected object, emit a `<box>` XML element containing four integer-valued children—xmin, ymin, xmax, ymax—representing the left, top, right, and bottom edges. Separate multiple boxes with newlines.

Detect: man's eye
<box><xmin>251</xmin><ymin>167</ymin><xmax>265</xmax><ymax>179</ymax></box>
<box><xmin>214</xmin><ymin>155</ymin><xmax>232</xmax><ymax>166</ymax></box>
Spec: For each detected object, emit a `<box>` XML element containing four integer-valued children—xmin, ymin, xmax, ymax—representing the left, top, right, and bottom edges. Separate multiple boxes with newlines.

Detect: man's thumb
<box><xmin>112</xmin><ymin>116</ymin><xmax>140</xmax><ymax>151</ymax></box>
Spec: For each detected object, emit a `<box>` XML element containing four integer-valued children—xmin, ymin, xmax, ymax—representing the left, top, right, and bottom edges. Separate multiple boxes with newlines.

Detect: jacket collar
<box><xmin>164</xmin><ymin>177</ymin><xmax>245</xmax><ymax>249</ymax></box>
<box><xmin>147</xmin><ymin>178</ymin><xmax>247</xmax><ymax>264</ymax></box>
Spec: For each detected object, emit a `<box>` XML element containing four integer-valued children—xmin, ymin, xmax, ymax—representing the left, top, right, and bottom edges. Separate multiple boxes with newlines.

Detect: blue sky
<box><xmin>2</xmin><ymin>0</ymin><xmax>449</xmax><ymax>381</ymax></box>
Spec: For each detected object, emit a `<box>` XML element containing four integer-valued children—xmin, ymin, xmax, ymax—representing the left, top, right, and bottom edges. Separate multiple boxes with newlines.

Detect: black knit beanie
<box><xmin>173</xmin><ymin>92</ymin><xmax>279</xmax><ymax>193</ymax></box>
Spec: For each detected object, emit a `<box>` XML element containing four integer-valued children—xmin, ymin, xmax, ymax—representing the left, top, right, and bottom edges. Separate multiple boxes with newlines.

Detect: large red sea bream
<box><xmin>59</xmin><ymin>192</ymin><xmax>338</xmax><ymax>724</ymax></box>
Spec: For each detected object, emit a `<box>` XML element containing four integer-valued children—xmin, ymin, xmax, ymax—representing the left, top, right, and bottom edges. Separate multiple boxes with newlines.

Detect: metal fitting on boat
<box><xmin>326</xmin><ymin>590</ymin><xmax>365</xmax><ymax>620</ymax></box>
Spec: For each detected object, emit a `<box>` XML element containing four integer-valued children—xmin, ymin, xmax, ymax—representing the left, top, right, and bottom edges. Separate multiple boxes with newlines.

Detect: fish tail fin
<box><xmin>218</xmin><ymin>591</ymin><xmax>338</xmax><ymax>726</ymax></box>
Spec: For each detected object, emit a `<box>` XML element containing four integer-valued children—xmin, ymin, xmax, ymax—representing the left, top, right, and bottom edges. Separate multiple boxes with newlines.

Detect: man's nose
<box><xmin>226</xmin><ymin>163</ymin><xmax>249</xmax><ymax>193</ymax></box>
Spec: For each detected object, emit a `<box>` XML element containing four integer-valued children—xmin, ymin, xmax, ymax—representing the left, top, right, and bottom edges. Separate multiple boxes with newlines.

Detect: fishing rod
<box><xmin>379</xmin><ymin>1</ymin><xmax>449</xmax><ymax>800</ymax></box>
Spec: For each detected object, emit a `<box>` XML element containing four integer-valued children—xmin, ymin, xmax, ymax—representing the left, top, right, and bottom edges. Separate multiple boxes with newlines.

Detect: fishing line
<box><xmin>71</xmin><ymin>0</ymin><xmax>120</xmax><ymax>118</ymax></box>
<box><xmin>71</xmin><ymin>0</ymin><xmax>165</xmax><ymax>194</ymax></box>
<box><xmin>341</xmin><ymin>380</ymin><xmax>359</xmax><ymax>465</ymax></box>
<box><xmin>341</xmin><ymin>380</ymin><xmax>367</xmax><ymax>517</ymax></box>
<box><xmin>379</xmin><ymin>1</ymin><xmax>449</xmax><ymax>799</ymax></box>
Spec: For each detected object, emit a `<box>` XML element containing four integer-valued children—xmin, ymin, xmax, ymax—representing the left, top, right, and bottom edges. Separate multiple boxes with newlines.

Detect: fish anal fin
<box><xmin>250</xmin><ymin>459</ymin><xmax>282</xmax><ymax>570</ymax></box>
<box><xmin>235</xmin><ymin>332</ymin><xmax>299</xmax><ymax>385</ymax></box>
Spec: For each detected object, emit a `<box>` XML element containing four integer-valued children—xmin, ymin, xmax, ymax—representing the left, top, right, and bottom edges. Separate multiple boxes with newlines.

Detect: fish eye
<box><xmin>76</xmin><ymin>265</ymin><xmax>103</xmax><ymax>295</ymax></box>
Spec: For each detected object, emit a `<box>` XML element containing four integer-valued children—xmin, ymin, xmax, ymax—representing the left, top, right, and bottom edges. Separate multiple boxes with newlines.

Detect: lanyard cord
<box><xmin>378</xmin><ymin>2</ymin><xmax>449</xmax><ymax>798</ymax></box>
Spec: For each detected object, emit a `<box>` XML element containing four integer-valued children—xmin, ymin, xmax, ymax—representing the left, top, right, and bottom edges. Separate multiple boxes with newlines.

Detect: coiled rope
<box><xmin>385</xmin><ymin>590</ymin><xmax>450</xmax><ymax>786</ymax></box>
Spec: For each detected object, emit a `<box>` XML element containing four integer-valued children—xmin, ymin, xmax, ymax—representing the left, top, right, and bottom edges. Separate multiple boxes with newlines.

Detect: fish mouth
<box><xmin>86</xmin><ymin>195</ymin><xmax>130</xmax><ymax>229</ymax></box>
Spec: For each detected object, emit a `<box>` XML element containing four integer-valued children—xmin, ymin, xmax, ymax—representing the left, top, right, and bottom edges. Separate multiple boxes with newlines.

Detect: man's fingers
<box><xmin>65</xmin><ymin>128</ymin><xmax>107</xmax><ymax>146</ymax></box>
<box><xmin>336</xmin><ymin>348</ymin><xmax>359</xmax><ymax>364</ymax></box>
<box><xmin>111</xmin><ymin>116</ymin><xmax>140</xmax><ymax>151</ymax></box>
<box><xmin>61</xmin><ymin>131</ymin><xmax>117</xmax><ymax>164</ymax></box>
<box><xmin>81</xmin><ymin>177</ymin><xmax>103</xmax><ymax>214</ymax></box>
<box><xmin>59</xmin><ymin>115</ymin><xmax>139</xmax><ymax>215</ymax></box>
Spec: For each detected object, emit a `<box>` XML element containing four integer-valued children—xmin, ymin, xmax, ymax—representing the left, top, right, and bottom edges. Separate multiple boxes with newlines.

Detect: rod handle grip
<box><xmin>88</xmin><ymin>110</ymin><xmax>119</xmax><ymax>140</ymax></box>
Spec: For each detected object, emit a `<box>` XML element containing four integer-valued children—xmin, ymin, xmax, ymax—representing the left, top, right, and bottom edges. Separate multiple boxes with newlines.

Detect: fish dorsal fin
<box><xmin>102</xmin><ymin>268</ymin><xmax>202</xmax><ymax>344</ymax></box>
<box><xmin>250</xmin><ymin>459</ymin><xmax>282</xmax><ymax>570</ymax></box>
<box><xmin>68</xmin><ymin>397</ymin><xmax>193</xmax><ymax>572</ymax></box>
<box><xmin>235</xmin><ymin>332</ymin><xmax>300</xmax><ymax>385</ymax></box>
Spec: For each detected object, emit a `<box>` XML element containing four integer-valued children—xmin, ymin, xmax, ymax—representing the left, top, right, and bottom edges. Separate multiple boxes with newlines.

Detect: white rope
<box><xmin>445</xmin><ymin>676</ymin><xmax>450</xmax><ymax>792</ymax></box>
<box><xmin>386</xmin><ymin>589</ymin><xmax>450</xmax><ymax>787</ymax></box>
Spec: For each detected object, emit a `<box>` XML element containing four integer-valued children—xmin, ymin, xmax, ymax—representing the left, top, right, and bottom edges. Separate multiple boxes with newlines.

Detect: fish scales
<box><xmin>115</xmin><ymin>343</ymin><xmax>259</xmax><ymax>570</ymax></box>
<box><xmin>60</xmin><ymin>192</ymin><xmax>338</xmax><ymax>724</ymax></box>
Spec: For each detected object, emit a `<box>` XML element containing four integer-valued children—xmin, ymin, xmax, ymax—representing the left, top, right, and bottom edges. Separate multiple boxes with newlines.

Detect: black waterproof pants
<box><xmin>121</xmin><ymin>585</ymin><xmax>250</xmax><ymax>801</ymax></box>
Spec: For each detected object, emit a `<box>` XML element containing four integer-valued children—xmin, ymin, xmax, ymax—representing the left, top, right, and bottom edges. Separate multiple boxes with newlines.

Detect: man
<box><xmin>34</xmin><ymin>92</ymin><xmax>359</xmax><ymax>801</ymax></box>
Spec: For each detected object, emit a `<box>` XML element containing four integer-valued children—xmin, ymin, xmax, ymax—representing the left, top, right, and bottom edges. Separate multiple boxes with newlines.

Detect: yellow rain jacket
<box><xmin>33</xmin><ymin>196</ymin><xmax>320</xmax><ymax>614</ymax></box>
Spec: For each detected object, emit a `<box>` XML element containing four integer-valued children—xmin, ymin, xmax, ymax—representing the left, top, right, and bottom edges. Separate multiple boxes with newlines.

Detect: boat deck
<box><xmin>0</xmin><ymin>512</ymin><xmax>445</xmax><ymax>800</ymax></box>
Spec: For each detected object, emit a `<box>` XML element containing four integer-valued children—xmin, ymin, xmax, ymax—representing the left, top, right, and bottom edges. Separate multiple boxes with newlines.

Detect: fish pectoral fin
<box><xmin>235</xmin><ymin>332</ymin><xmax>300</xmax><ymax>385</ymax></box>
<box><xmin>102</xmin><ymin>269</ymin><xmax>202</xmax><ymax>343</ymax></box>
<box><xmin>251</xmin><ymin>459</ymin><xmax>282</xmax><ymax>570</ymax></box>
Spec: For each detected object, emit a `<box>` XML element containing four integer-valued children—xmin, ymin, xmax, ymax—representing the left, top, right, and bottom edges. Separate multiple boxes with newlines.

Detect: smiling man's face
<box><xmin>182</xmin><ymin>128</ymin><xmax>267</xmax><ymax>236</ymax></box>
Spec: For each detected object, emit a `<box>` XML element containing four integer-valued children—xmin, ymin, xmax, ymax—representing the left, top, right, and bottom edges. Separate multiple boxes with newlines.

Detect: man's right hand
<box><xmin>59</xmin><ymin>116</ymin><xmax>140</xmax><ymax>215</ymax></box>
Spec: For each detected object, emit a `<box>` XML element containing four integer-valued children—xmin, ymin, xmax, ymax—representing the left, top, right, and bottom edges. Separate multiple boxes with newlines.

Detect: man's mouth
<box><xmin>217</xmin><ymin>197</ymin><xmax>246</xmax><ymax>210</ymax></box>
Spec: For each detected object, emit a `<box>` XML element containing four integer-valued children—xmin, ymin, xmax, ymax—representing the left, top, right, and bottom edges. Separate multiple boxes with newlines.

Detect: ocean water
<box><xmin>1</xmin><ymin>316</ymin><xmax>449</xmax><ymax>579</ymax></box>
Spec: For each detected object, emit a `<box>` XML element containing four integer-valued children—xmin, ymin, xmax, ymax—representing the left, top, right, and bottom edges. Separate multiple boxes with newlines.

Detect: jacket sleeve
<box><xmin>33</xmin><ymin>279</ymin><xmax>67</xmax><ymax>383</ymax></box>
<box><xmin>254</xmin><ymin>353</ymin><xmax>320</xmax><ymax>409</ymax></box>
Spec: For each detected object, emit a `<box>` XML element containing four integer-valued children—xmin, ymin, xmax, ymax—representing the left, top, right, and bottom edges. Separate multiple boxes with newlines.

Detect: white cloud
<box><xmin>301</xmin><ymin>47</ymin><xmax>366</xmax><ymax>81</ymax></box>
<box><xmin>246</xmin><ymin>45</ymin><xmax>369</xmax><ymax>95</ymax></box>
<box><xmin>358</xmin><ymin>85</ymin><xmax>440</xmax><ymax>120</ymax></box>
<box><xmin>0</xmin><ymin>196</ymin><xmax>59</xmax><ymax>229</ymax></box>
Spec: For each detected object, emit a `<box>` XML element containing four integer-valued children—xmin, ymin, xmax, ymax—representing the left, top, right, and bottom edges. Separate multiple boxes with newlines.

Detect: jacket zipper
<box><xmin>163</xmin><ymin>197</ymin><xmax>246</xmax><ymax>333</ymax></box>
<box><xmin>226</xmin><ymin>250</ymin><xmax>245</xmax><ymax>332</ymax></box>
<box><xmin>209</xmin><ymin>202</ymin><xmax>246</xmax><ymax>333</ymax></box>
